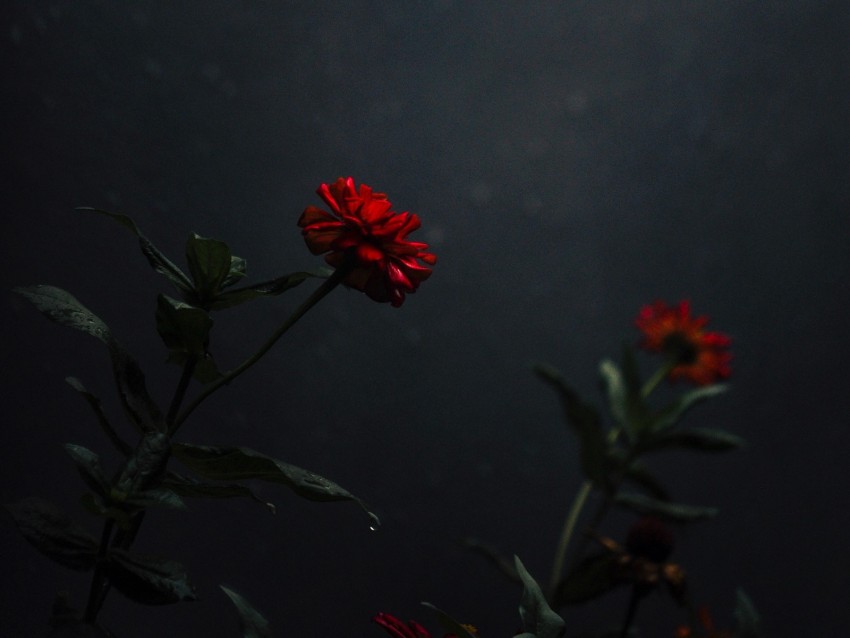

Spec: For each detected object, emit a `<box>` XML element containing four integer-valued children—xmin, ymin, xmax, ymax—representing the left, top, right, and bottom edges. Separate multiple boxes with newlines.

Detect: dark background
<box><xmin>2</xmin><ymin>2</ymin><xmax>849</xmax><ymax>636</ymax></box>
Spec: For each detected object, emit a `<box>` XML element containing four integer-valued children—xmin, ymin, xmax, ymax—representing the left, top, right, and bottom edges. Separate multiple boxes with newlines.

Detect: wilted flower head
<box><xmin>635</xmin><ymin>300</ymin><xmax>731</xmax><ymax>386</ymax></box>
<box><xmin>299</xmin><ymin>177</ymin><xmax>436</xmax><ymax>307</ymax></box>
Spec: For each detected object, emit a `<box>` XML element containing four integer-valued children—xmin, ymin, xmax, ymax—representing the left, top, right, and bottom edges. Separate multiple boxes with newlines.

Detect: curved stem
<box><xmin>83</xmin><ymin>518</ymin><xmax>115</xmax><ymax>623</ymax></box>
<box><xmin>641</xmin><ymin>360</ymin><xmax>676</xmax><ymax>398</ymax></box>
<box><xmin>166</xmin><ymin>355</ymin><xmax>198</xmax><ymax>427</ymax></box>
<box><xmin>548</xmin><ymin>479</ymin><xmax>592</xmax><ymax>597</ymax></box>
<box><xmin>619</xmin><ymin>585</ymin><xmax>645</xmax><ymax>638</ymax></box>
<box><xmin>171</xmin><ymin>268</ymin><xmax>348</xmax><ymax>433</ymax></box>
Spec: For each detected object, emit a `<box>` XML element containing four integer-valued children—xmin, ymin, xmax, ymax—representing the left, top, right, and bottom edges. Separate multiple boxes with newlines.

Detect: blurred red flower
<box><xmin>674</xmin><ymin>606</ymin><xmax>732</xmax><ymax>638</ymax></box>
<box><xmin>635</xmin><ymin>300</ymin><xmax>731</xmax><ymax>386</ymax></box>
<box><xmin>372</xmin><ymin>612</ymin><xmax>477</xmax><ymax>638</ymax></box>
<box><xmin>299</xmin><ymin>177</ymin><xmax>437</xmax><ymax>307</ymax></box>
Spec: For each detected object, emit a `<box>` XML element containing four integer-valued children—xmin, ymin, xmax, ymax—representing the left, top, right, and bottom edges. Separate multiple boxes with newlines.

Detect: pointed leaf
<box><xmin>14</xmin><ymin>285</ymin><xmax>166</xmax><ymax>434</ymax></box>
<box><xmin>554</xmin><ymin>551</ymin><xmax>620</xmax><ymax>607</ymax></box>
<box><xmin>155</xmin><ymin>294</ymin><xmax>213</xmax><ymax>357</ymax></box>
<box><xmin>208</xmin><ymin>271</ymin><xmax>320</xmax><ymax>311</ymax></box>
<box><xmin>639</xmin><ymin>427</ymin><xmax>745</xmax><ymax>454</ymax></box>
<box><xmin>64</xmin><ymin>444</ymin><xmax>111</xmax><ymax>498</ymax></box>
<box><xmin>652</xmin><ymin>385</ymin><xmax>729</xmax><ymax>432</ymax></box>
<box><xmin>515</xmin><ymin>556</ymin><xmax>566</xmax><ymax>638</ymax></box>
<box><xmin>171</xmin><ymin>443</ymin><xmax>379</xmax><ymax>527</ymax></box>
<box><xmin>461</xmin><ymin>537</ymin><xmax>520</xmax><ymax>582</ymax></box>
<box><xmin>66</xmin><ymin>377</ymin><xmax>132</xmax><ymax>456</ymax></box>
<box><xmin>221</xmin><ymin>585</ymin><xmax>272</xmax><ymax>638</ymax></box>
<box><xmin>222</xmin><ymin>255</ymin><xmax>248</xmax><ymax>288</ymax></box>
<box><xmin>615</xmin><ymin>492</ymin><xmax>718</xmax><ymax>521</ymax></box>
<box><xmin>113</xmin><ymin>432</ymin><xmax>172</xmax><ymax>499</ymax></box>
<box><xmin>185</xmin><ymin>234</ymin><xmax>233</xmax><ymax>304</ymax></box>
<box><xmin>78</xmin><ymin>207</ymin><xmax>194</xmax><ymax>296</ymax></box>
<box><xmin>106</xmin><ymin>548</ymin><xmax>197</xmax><ymax>605</ymax></box>
<box><xmin>163</xmin><ymin>472</ymin><xmax>276</xmax><ymax>513</ymax></box>
<box><xmin>600</xmin><ymin>346</ymin><xmax>651</xmax><ymax>437</ymax></box>
<box><xmin>4</xmin><ymin>498</ymin><xmax>98</xmax><ymax>571</ymax></box>
<box><xmin>422</xmin><ymin>603</ymin><xmax>478</xmax><ymax>638</ymax></box>
<box><xmin>734</xmin><ymin>588</ymin><xmax>762</xmax><ymax>638</ymax></box>
<box><xmin>534</xmin><ymin>363</ymin><xmax>609</xmax><ymax>484</ymax></box>
<box><xmin>621</xmin><ymin>462</ymin><xmax>670</xmax><ymax>500</ymax></box>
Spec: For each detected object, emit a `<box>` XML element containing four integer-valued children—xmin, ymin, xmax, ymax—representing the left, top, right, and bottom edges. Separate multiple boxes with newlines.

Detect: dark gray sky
<box><xmin>2</xmin><ymin>2</ymin><xmax>849</xmax><ymax>636</ymax></box>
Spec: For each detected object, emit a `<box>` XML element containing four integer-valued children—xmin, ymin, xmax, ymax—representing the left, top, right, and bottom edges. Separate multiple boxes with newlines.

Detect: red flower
<box><xmin>674</xmin><ymin>606</ymin><xmax>732</xmax><ymax>638</ymax></box>
<box><xmin>635</xmin><ymin>300</ymin><xmax>731</xmax><ymax>386</ymax></box>
<box><xmin>298</xmin><ymin>177</ymin><xmax>437</xmax><ymax>307</ymax></box>
<box><xmin>372</xmin><ymin>613</ymin><xmax>476</xmax><ymax>638</ymax></box>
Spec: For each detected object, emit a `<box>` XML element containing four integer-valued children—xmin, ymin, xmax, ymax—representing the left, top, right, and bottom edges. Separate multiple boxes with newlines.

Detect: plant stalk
<box><xmin>172</xmin><ymin>267</ymin><xmax>348</xmax><ymax>433</ymax></box>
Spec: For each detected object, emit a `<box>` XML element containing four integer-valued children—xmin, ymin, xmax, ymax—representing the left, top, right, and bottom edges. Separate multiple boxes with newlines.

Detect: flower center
<box><xmin>662</xmin><ymin>331</ymin><xmax>698</xmax><ymax>365</ymax></box>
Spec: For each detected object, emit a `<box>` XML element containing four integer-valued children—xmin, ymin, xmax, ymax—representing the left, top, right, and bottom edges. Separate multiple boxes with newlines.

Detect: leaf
<box><xmin>171</xmin><ymin>443</ymin><xmax>379</xmax><ymax>527</ymax></box>
<box><xmin>553</xmin><ymin>551</ymin><xmax>619</xmax><ymax>607</ymax></box>
<box><xmin>106</xmin><ymin>548</ymin><xmax>197</xmax><ymax>605</ymax></box>
<box><xmin>65</xmin><ymin>377</ymin><xmax>132</xmax><ymax>456</ymax></box>
<box><xmin>639</xmin><ymin>427</ymin><xmax>745</xmax><ymax>454</ymax></box>
<box><xmin>652</xmin><ymin>384</ymin><xmax>728</xmax><ymax>432</ymax></box>
<box><xmin>615</xmin><ymin>492</ymin><xmax>718</xmax><ymax>521</ymax></box>
<box><xmin>515</xmin><ymin>556</ymin><xmax>566</xmax><ymax>638</ymax></box>
<box><xmin>4</xmin><ymin>498</ymin><xmax>98</xmax><ymax>571</ymax></box>
<box><xmin>185</xmin><ymin>234</ymin><xmax>233</xmax><ymax>304</ymax></box>
<box><xmin>534</xmin><ymin>363</ymin><xmax>609</xmax><ymax>485</ymax></box>
<box><xmin>64</xmin><ymin>444</ymin><xmax>111</xmax><ymax>498</ymax></box>
<box><xmin>163</xmin><ymin>472</ymin><xmax>276</xmax><ymax>513</ymax></box>
<box><xmin>621</xmin><ymin>462</ymin><xmax>670</xmax><ymax>500</ymax></box>
<box><xmin>113</xmin><ymin>432</ymin><xmax>172</xmax><ymax>498</ymax></box>
<box><xmin>461</xmin><ymin>537</ymin><xmax>520</xmax><ymax>582</ymax></box>
<box><xmin>734</xmin><ymin>588</ymin><xmax>762</xmax><ymax>638</ymax></box>
<box><xmin>599</xmin><ymin>346</ymin><xmax>650</xmax><ymax>438</ymax></box>
<box><xmin>155</xmin><ymin>294</ymin><xmax>213</xmax><ymax>357</ymax></box>
<box><xmin>208</xmin><ymin>271</ymin><xmax>319</xmax><ymax>311</ymax></box>
<box><xmin>221</xmin><ymin>585</ymin><xmax>273</xmax><ymax>638</ymax></box>
<box><xmin>78</xmin><ymin>207</ymin><xmax>194</xmax><ymax>296</ymax></box>
<box><xmin>222</xmin><ymin>255</ymin><xmax>248</xmax><ymax>288</ymax></box>
<box><xmin>14</xmin><ymin>285</ymin><xmax>166</xmax><ymax>434</ymax></box>
<box><xmin>421</xmin><ymin>602</ymin><xmax>478</xmax><ymax>638</ymax></box>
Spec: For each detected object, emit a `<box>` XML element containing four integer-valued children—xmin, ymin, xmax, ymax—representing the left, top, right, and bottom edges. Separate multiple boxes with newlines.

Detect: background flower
<box><xmin>299</xmin><ymin>177</ymin><xmax>437</xmax><ymax>307</ymax></box>
<box><xmin>635</xmin><ymin>300</ymin><xmax>731</xmax><ymax>385</ymax></box>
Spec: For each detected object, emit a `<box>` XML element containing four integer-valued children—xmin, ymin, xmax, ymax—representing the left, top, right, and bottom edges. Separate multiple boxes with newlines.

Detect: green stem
<box><xmin>548</xmin><ymin>479</ymin><xmax>592</xmax><ymax>597</ymax></box>
<box><xmin>548</xmin><ymin>427</ymin><xmax>622</xmax><ymax>599</ymax></box>
<box><xmin>166</xmin><ymin>354</ymin><xmax>198</xmax><ymax>427</ymax></box>
<box><xmin>619</xmin><ymin>585</ymin><xmax>646</xmax><ymax>638</ymax></box>
<box><xmin>172</xmin><ymin>267</ymin><xmax>348</xmax><ymax>433</ymax></box>
<box><xmin>83</xmin><ymin>518</ymin><xmax>115</xmax><ymax>623</ymax></box>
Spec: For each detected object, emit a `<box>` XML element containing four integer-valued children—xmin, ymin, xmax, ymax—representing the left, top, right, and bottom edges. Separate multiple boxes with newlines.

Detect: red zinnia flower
<box><xmin>298</xmin><ymin>177</ymin><xmax>437</xmax><ymax>307</ymax></box>
<box><xmin>635</xmin><ymin>300</ymin><xmax>731</xmax><ymax>386</ymax></box>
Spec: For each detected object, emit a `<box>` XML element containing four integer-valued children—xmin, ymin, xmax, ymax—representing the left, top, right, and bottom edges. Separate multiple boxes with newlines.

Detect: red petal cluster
<box><xmin>635</xmin><ymin>300</ymin><xmax>731</xmax><ymax>386</ymax></box>
<box><xmin>298</xmin><ymin>177</ymin><xmax>436</xmax><ymax>307</ymax></box>
<box><xmin>372</xmin><ymin>613</ymin><xmax>470</xmax><ymax>638</ymax></box>
<box><xmin>372</xmin><ymin>613</ymin><xmax>433</xmax><ymax>638</ymax></box>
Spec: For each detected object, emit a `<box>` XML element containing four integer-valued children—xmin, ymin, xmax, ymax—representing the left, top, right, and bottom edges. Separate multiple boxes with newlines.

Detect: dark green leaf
<box><xmin>121</xmin><ymin>488</ymin><xmax>186</xmax><ymax>510</ymax></box>
<box><xmin>113</xmin><ymin>432</ymin><xmax>172</xmax><ymax>499</ymax></box>
<box><xmin>155</xmin><ymin>294</ymin><xmax>213</xmax><ymax>357</ymax></box>
<box><xmin>65</xmin><ymin>377</ymin><xmax>132</xmax><ymax>456</ymax></box>
<box><xmin>185</xmin><ymin>234</ymin><xmax>232</xmax><ymax>303</ymax></box>
<box><xmin>599</xmin><ymin>347</ymin><xmax>651</xmax><ymax>438</ymax></box>
<box><xmin>14</xmin><ymin>285</ymin><xmax>166</xmax><ymax>434</ymax></box>
<box><xmin>615</xmin><ymin>492</ymin><xmax>718</xmax><ymax>521</ymax></box>
<box><xmin>171</xmin><ymin>443</ymin><xmax>379</xmax><ymax>527</ymax></box>
<box><xmin>222</xmin><ymin>255</ymin><xmax>248</xmax><ymax>288</ymax></box>
<box><xmin>221</xmin><ymin>585</ymin><xmax>272</xmax><ymax>638</ymax></box>
<box><xmin>4</xmin><ymin>498</ymin><xmax>98</xmax><ymax>571</ymax></box>
<box><xmin>554</xmin><ymin>551</ymin><xmax>619</xmax><ymax>607</ymax></box>
<box><xmin>79</xmin><ymin>493</ymin><xmax>132</xmax><ymax>530</ymax></box>
<box><xmin>208</xmin><ymin>271</ymin><xmax>319</xmax><ymax>311</ymax></box>
<box><xmin>106</xmin><ymin>548</ymin><xmax>197</xmax><ymax>605</ymax></box>
<box><xmin>461</xmin><ymin>537</ymin><xmax>520</xmax><ymax>582</ymax></box>
<box><xmin>652</xmin><ymin>385</ymin><xmax>728</xmax><ymax>432</ymax></box>
<box><xmin>64</xmin><ymin>444</ymin><xmax>111</xmax><ymax>498</ymax></box>
<box><xmin>422</xmin><ymin>603</ymin><xmax>478</xmax><ymax>638</ymax></box>
<box><xmin>621</xmin><ymin>462</ymin><xmax>670</xmax><ymax>500</ymax></box>
<box><xmin>534</xmin><ymin>363</ymin><xmax>609</xmax><ymax>485</ymax></box>
<box><xmin>163</xmin><ymin>472</ymin><xmax>276</xmax><ymax>513</ymax></box>
<box><xmin>734</xmin><ymin>588</ymin><xmax>762</xmax><ymax>638</ymax></box>
<box><xmin>515</xmin><ymin>556</ymin><xmax>566</xmax><ymax>638</ymax></box>
<box><xmin>639</xmin><ymin>427</ymin><xmax>745</xmax><ymax>454</ymax></box>
<box><xmin>78</xmin><ymin>207</ymin><xmax>194</xmax><ymax>296</ymax></box>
